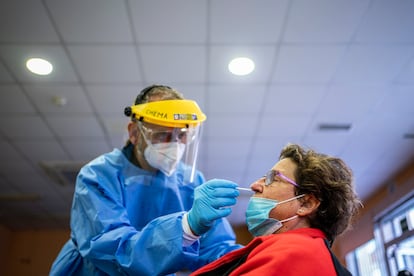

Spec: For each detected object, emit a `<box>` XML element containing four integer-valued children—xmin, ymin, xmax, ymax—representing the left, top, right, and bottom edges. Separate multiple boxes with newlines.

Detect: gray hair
<box><xmin>135</xmin><ymin>84</ymin><xmax>183</xmax><ymax>104</ymax></box>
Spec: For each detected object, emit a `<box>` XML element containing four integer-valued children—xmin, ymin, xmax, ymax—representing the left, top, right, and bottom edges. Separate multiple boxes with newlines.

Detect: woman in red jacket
<box><xmin>191</xmin><ymin>143</ymin><xmax>361</xmax><ymax>276</ymax></box>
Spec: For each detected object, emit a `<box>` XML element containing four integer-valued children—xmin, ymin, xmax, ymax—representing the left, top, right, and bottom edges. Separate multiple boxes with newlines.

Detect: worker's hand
<box><xmin>187</xmin><ymin>179</ymin><xmax>239</xmax><ymax>235</ymax></box>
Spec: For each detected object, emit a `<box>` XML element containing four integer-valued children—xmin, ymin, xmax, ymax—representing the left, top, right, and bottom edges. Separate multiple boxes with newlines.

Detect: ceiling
<box><xmin>0</xmin><ymin>0</ymin><xmax>414</xmax><ymax>230</ymax></box>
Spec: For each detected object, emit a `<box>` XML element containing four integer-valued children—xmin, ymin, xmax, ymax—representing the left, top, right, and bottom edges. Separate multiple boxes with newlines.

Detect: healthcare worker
<box><xmin>50</xmin><ymin>85</ymin><xmax>242</xmax><ymax>275</ymax></box>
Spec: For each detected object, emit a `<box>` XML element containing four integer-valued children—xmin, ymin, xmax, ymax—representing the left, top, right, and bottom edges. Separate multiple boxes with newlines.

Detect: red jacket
<box><xmin>191</xmin><ymin>228</ymin><xmax>341</xmax><ymax>276</ymax></box>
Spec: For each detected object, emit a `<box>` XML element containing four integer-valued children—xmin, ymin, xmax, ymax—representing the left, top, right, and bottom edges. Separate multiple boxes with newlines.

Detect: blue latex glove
<box><xmin>187</xmin><ymin>179</ymin><xmax>239</xmax><ymax>235</ymax></box>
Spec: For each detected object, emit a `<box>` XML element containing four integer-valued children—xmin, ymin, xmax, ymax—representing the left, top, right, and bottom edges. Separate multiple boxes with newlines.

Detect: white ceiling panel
<box><xmin>302</xmin><ymin>133</ymin><xmax>350</xmax><ymax>156</ymax></box>
<box><xmin>24</xmin><ymin>84</ymin><xmax>92</xmax><ymax>114</ymax></box>
<box><xmin>0</xmin><ymin>0</ymin><xmax>59</xmax><ymax>43</ymax></box>
<box><xmin>205</xmin><ymin>156</ymin><xmax>248</xmax><ymax>175</ymax></box>
<box><xmin>87</xmin><ymin>84</ymin><xmax>139</xmax><ymax>115</ymax></box>
<box><xmin>68</xmin><ymin>45</ymin><xmax>142</xmax><ymax>83</ymax></box>
<box><xmin>272</xmin><ymin>45</ymin><xmax>346</xmax><ymax>83</ymax></box>
<box><xmin>14</xmin><ymin>140</ymin><xmax>69</xmax><ymax>163</ymax></box>
<box><xmin>256</xmin><ymin>115</ymin><xmax>313</xmax><ymax>137</ymax></box>
<box><xmin>204</xmin><ymin>139</ymin><xmax>252</xmax><ymax>159</ymax></box>
<box><xmin>375</xmin><ymin>85</ymin><xmax>414</xmax><ymax>114</ymax></box>
<box><xmin>0</xmin><ymin>141</ymin><xmax>28</xmax><ymax>162</ymax></box>
<box><xmin>45</xmin><ymin>115</ymin><xmax>106</xmax><ymax>138</ymax></box>
<box><xmin>355</xmin><ymin>0</ymin><xmax>414</xmax><ymax>43</ymax></box>
<box><xmin>284</xmin><ymin>0</ymin><xmax>370</xmax><ymax>43</ymax></box>
<box><xmin>62</xmin><ymin>139</ymin><xmax>111</xmax><ymax>161</ymax></box>
<box><xmin>204</xmin><ymin>115</ymin><xmax>258</xmax><ymax>138</ymax></box>
<box><xmin>108</xmin><ymin>134</ymin><xmax>129</xmax><ymax>150</ymax></box>
<box><xmin>0</xmin><ymin>63</ymin><xmax>13</xmax><ymax>82</ymax></box>
<box><xmin>210</xmin><ymin>0</ymin><xmax>289</xmax><ymax>43</ymax></box>
<box><xmin>207</xmin><ymin>84</ymin><xmax>266</xmax><ymax>114</ymax></box>
<box><xmin>46</xmin><ymin>0</ymin><xmax>132</xmax><ymax>43</ymax></box>
<box><xmin>0</xmin><ymin>116</ymin><xmax>54</xmax><ymax>138</ymax></box>
<box><xmin>316</xmin><ymin>84</ymin><xmax>389</xmax><ymax>118</ymax></box>
<box><xmin>334</xmin><ymin>45</ymin><xmax>414</xmax><ymax>83</ymax></box>
<box><xmin>0</xmin><ymin>84</ymin><xmax>36</xmax><ymax>114</ymax></box>
<box><xmin>250</xmin><ymin>137</ymin><xmax>301</xmax><ymax>160</ymax></box>
<box><xmin>341</xmin><ymin>134</ymin><xmax>398</xmax><ymax>175</ymax></box>
<box><xmin>100</xmin><ymin>116</ymin><xmax>129</xmax><ymax>138</ymax></box>
<box><xmin>264</xmin><ymin>84</ymin><xmax>326</xmax><ymax>115</ymax></box>
<box><xmin>366</xmin><ymin>138</ymin><xmax>414</xmax><ymax>178</ymax></box>
<box><xmin>140</xmin><ymin>45</ymin><xmax>206</xmax><ymax>83</ymax></box>
<box><xmin>6</xmin><ymin>172</ymin><xmax>58</xmax><ymax>194</ymax></box>
<box><xmin>0</xmin><ymin>158</ymin><xmax>38</xmax><ymax>174</ymax></box>
<box><xmin>395</xmin><ymin>59</ymin><xmax>414</xmax><ymax>83</ymax></box>
<box><xmin>355</xmin><ymin>112</ymin><xmax>414</xmax><ymax>137</ymax></box>
<box><xmin>130</xmin><ymin>0</ymin><xmax>207</xmax><ymax>43</ymax></box>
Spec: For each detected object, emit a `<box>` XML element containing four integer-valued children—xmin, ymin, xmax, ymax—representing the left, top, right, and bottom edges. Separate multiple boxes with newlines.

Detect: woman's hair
<box><xmin>280</xmin><ymin>143</ymin><xmax>361</xmax><ymax>241</ymax></box>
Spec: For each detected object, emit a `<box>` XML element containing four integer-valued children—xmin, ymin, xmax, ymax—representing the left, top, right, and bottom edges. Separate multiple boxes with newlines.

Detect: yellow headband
<box><xmin>124</xmin><ymin>99</ymin><xmax>206</xmax><ymax>128</ymax></box>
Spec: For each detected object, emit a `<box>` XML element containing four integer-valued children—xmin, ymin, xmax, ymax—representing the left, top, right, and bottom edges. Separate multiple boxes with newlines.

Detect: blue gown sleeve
<box><xmin>70</xmin><ymin>163</ymin><xmax>189</xmax><ymax>275</ymax></box>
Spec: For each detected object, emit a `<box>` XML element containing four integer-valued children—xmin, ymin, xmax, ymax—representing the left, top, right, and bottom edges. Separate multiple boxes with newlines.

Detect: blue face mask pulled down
<box><xmin>245</xmin><ymin>195</ymin><xmax>304</xmax><ymax>237</ymax></box>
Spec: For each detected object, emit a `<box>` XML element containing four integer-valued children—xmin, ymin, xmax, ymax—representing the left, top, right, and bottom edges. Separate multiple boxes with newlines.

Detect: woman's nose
<box><xmin>250</xmin><ymin>179</ymin><xmax>264</xmax><ymax>193</ymax></box>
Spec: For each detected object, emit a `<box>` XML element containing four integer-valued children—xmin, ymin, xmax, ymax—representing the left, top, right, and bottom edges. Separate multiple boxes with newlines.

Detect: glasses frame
<box><xmin>138</xmin><ymin>122</ymin><xmax>189</xmax><ymax>144</ymax></box>
<box><xmin>265</xmin><ymin>170</ymin><xmax>299</xmax><ymax>187</ymax></box>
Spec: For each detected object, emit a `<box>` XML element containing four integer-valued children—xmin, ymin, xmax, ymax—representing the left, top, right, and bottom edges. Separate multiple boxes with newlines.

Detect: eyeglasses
<box><xmin>138</xmin><ymin>123</ymin><xmax>191</xmax><ymax>144</ymax></box>
<box><xmin>264</xmin><ymin>170</ymin><xmax>299</xmax><ymax>187</ymax></box>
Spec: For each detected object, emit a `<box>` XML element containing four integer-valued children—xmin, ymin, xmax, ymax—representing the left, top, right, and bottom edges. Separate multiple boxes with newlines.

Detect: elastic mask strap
<box><xmin>277</xmin><ymin>194</ymin><xmax>305</xmax><ymax>205</ymax></box>
<box><xmin>279</xmin><ymin>215</ymin><xmax>298</xmax><ymax>223</ymax></box>
<box><xmin>277</xmin><ymin>194</ymin><xmax>305</xmax><ymax>224</ymax></box>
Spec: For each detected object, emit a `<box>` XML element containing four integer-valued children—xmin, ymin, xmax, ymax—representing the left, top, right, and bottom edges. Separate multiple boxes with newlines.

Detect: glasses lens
<box><xmin>140</xmin><ymin>123</ymin><xmax>189</xmax><ymax>144</ymax></box>
<box><xmin>265</xmin><ymin>170</ymin><xmax>275</xmax><ymax>186</ymax></box>
<box><xmin>264</xmin><ymin>170</ymin><xmax>298</xmax><ymax>187</ymax></box>
<box><xmin>151</xmin><ymin>131</ymin><xmax>174</xmax><ymax>143</ymax></box>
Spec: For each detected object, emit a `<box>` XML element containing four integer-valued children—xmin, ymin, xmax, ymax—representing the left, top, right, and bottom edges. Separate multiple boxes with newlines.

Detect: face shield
<box><xmin>124</xmin><ymin>100</ymin><xmax>206</xmax><ymax>183</ymax></box>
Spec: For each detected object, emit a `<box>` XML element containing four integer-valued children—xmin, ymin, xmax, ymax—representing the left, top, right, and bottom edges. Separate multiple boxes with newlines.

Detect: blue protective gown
<box><xmin>50</xmin><ymin>145</ymin><xmax>241</xmax><ymax>275</ymax></box>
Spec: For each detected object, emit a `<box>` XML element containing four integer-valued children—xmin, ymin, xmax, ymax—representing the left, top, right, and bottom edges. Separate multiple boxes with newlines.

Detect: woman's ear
<box><xmin>128</xmin><ymin>122</ymin><xmax>139</xmax><ymax>145</ymax></box>
<box><xmin>297</xmin><ymin>194</ymin><xmax>320</xmax><ymax>216</ymax></box>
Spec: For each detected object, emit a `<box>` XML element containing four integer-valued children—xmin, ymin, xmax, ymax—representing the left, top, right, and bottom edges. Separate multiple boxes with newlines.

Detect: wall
<box><xmin>2</xmin><ymin>229</ymin><xmax>69</xmax><ymax>276</ymax></box>
<box><xmin>0</xmin><ymin>225</ymin><xmax>12</xmax><ymax>276</ymax></box>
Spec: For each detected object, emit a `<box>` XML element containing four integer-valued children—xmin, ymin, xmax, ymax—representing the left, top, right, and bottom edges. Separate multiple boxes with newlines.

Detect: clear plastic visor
<box><xmin>138</xmin><ymin>121</ymin><xmax>202</xmax><ymax>183</ymax></box>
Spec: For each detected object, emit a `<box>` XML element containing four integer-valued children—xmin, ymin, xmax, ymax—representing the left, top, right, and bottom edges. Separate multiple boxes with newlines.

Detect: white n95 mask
<box><xmin>144</xmin><ymin>142</ymin><xmax>186</xmax><ymax>176</ymax></box>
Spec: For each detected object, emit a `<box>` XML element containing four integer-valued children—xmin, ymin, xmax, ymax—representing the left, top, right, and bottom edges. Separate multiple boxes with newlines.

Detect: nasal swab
<box><xmin>237</xmin><ymin>187</ymin><xmax>253</xmax><ymax>192</ymax></box>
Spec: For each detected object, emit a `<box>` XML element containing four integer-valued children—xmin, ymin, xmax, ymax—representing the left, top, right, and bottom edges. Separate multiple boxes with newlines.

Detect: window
<box><xmin>377</xmin><ymin>196</ymin><xmax>414</xmax><ymax>275</ymax></box>
<box><xmin>346</xmin><ymin>239</ymin><xmax>385</xmax><ymax>276</ymax></box>
<box><xmin>346</xmin><ymin>194</ymin><xmax>414</xmax><ymax>275</ymax></box>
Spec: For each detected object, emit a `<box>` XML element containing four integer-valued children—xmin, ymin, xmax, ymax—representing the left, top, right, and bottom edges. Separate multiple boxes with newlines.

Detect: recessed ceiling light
<box><xmin>228</xmin><ymin>57</ymin><xmax>255</xmax><ymax>76</ymax></box>
<box><xmin>26</xmin><ymin>58</ymin><xmax>53</xmax><ymax>75</ymax></box>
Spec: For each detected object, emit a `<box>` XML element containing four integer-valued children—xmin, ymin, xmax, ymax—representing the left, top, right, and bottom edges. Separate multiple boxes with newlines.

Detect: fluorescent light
<box><xmin>26</xmin><ymin>58</ymin><xmax>53</xmax><ymax>75</ymax></box>
<box><xmin>228</xmin><ymin>57</ymin><xmax>255</xmax><ymax>76</ymax></box>
<box><xmin>318</xmin><ymin>123</ymin><xmax>352</xmax><ymax>131</ymax></box>
<box><xmin>403</xmin><ymin>133</ymin><xmax>414</xmax><ymax>139</ymax></box>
